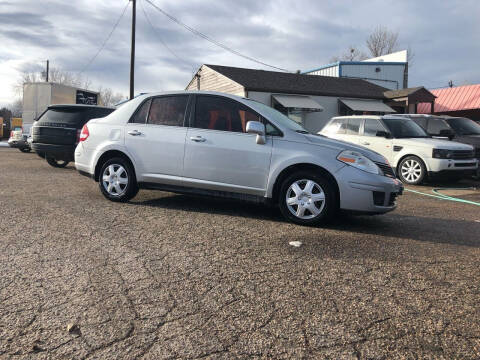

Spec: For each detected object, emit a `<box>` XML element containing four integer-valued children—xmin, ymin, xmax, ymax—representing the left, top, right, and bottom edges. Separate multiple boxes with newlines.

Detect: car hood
<box><xmin>393</xmin><ymin>137</ymin><xmax>474</xmax><ymax>150</ymax></box>
<box><xmin>304</xmin><ymin>134</ymin><xmax>387</xmax><ymax>163</ymax></box>
<box><xmin>453</xmin><ymin>135</ymin><xmax>480</xmax><ymax>148</ymax></box>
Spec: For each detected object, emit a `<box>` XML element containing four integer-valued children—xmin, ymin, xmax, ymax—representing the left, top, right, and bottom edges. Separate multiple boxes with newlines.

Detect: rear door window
<box><xmin>363</xmin><ymin>119</ymin><xmax>386</xmax><ymax>136</ymax></box>
<box><xmin>130</xmin><ymin>100</ymin><xmax>151</xmax><ymax>124</ymax></box>
<box><xmin>37</xmin><ymin>108</ymin><xmax>86</xmax><ymax>127</ymax></box>
<box><xmin>346</xmin><ymin>118</ymin><xmax>362</xmax><ymax>135</ymax></box>
<box><xmin>147</xmin><ymin>96</ymin><xmax>188</xmax><ymax>127</ymax></box>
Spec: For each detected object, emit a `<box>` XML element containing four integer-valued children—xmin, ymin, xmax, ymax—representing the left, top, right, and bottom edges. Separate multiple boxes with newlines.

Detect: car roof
<box><xmin>48</xmin><ymin>104</ymin><xmax>115</xmax><ymax>110</ymax></box>
<box><xmin>135</xmin><ymin>90</ymin><xmax>250</xmax><ymax>103</ymax></box>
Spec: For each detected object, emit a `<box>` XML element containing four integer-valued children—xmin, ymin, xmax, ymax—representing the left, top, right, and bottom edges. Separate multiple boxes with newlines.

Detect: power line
<box><xmin>79</xmin><ymin>1</ymin><xmax>130</xmax><ymax>75</ymax></box>
<box><xmin>139</xmin><ymin>0</ymin><xmax>193</xmax><ymax>69</ymax></box>
<box><xmin>143</xmin><ymin>0</ymin><xmax>291</xmax><ymax>72</ymax></box>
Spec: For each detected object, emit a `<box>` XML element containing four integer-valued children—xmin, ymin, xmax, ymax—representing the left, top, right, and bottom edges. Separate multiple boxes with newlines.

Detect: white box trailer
<box><xmin>22</xmin><ymin>82</ymin><xmax>101</xmax><ymax>124</ymax></box>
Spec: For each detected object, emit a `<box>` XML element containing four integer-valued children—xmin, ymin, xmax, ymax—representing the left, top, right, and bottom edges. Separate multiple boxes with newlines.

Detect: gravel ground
<box><xmin>1</xmin><ymin>148</ymin><xmax>479</xmax><ymax>359</ymax></box>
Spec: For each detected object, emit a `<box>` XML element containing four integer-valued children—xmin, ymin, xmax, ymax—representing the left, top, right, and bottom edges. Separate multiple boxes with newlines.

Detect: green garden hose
<box><xmin>405</xmin><ymin>187</ymin><xmax>480</xmax><ymax>206</ymax></box>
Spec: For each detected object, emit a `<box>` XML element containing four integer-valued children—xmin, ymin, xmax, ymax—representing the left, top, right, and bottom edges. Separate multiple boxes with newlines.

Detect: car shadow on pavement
<box><xmin>134</xmin><ymin>193</ymin><xmax>480</xmax><ymax>247</ymax></box>
<box><xmin>134</xmin><ymin>193</ymin><xmax>283</xmax><ymax>222</ymax></box>
<box><xmin>325</xmin><ymin>213</ymin><xmax>480</xmax><ymax>247</ymax></box>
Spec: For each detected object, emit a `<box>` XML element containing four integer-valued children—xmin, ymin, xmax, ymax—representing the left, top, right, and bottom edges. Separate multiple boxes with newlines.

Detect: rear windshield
<box><xmin>37</xmin><ymin>108</ymin><xmax>87</xmax><ymax>126</ymax></box>
<box><xmin>36</xmin><ymin>107</ymin><xmax>114</xmax><ymax>126</ymax></box>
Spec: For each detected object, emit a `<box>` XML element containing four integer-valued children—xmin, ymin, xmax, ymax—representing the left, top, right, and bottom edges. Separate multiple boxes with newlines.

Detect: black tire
<box><xmin>98</xmin><ymin>157</ymin><xmax>139</xmax><ymax>202</ymax></box>
<box><xmin>19</xmin><ymin>147</ymin><xmax>31</xmax><ymax>153</ymax></box>
<box><xmin>278</xmin><ymin>171</ymin><xmax>338</xmax><ymax>226</ymax></box>
<box><xmin>46</xmin><ymin>157</ymin><xmax>69</xmax><ymax>168</ymax></box>
<box><xmin>398</xmin><ymin>156</ymin><xmax>426</xmax><ymax>185</ymax></box>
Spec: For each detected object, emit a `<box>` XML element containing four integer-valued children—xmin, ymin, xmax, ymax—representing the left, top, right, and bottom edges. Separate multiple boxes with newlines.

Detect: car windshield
<box><xmin>446</xmin><ymin>117</ymin><xmax>480</xmax><ymax>135</ymax></box>
<box><xmin>243</xmin><ymin>99</ymin><xmax>309</xmax><ymax>133</ymax></box>
<box><xmin>382</xmin><ymin>118</ymin><xmax>430</xmax><ymax>138</ymax></box>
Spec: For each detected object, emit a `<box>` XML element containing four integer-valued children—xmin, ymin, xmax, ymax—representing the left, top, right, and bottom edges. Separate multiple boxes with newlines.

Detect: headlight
<box><xmin>432</xmin><ymin>149</ymin><xmax>453</xmax><ymax>159</ymax></box>
<box><xmin>337</xmin><ymin>150</ymin><xmax>381</xmax><ymax>175</ymax></box>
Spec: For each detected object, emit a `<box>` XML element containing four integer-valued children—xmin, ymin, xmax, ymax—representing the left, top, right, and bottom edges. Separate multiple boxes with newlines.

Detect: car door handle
<box><xmin>190</xmin><ymin>136</ymin><xmax>206</xmax><ymax>142</ymax></box>
<box><xmin>128</xmin><ymin>130</ymin><xmax>142</xmax><ymax>136</ymax></box>
<box><xmin>361</xmin><ymin>141</ymin><xmax>370</xmax><ymax>145</ymax></box>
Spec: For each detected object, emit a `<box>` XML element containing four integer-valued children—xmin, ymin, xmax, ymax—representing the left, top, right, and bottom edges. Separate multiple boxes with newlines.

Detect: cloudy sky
<box><xmin>1</xmin><ymin>0</ymin><xmax>479</xmax><ymax>106</ymax></box>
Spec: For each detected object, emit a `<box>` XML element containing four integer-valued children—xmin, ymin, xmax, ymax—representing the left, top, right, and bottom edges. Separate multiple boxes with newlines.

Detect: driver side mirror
<box><xmin>246</xmin><ymin>121</ymin><xmax>266</xmax><ymax>145</ymax></box>
<box><xmin>376</xmin><ymin>130</ymin><xmax>391</xmax><ymax>139</ymax></box>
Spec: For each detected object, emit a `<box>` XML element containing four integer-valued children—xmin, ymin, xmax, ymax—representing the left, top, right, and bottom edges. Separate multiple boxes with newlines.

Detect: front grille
<box><xmin>451</xmin><ymin>150</ymin><xmax>475</xmax><ymax>159</ymax></box>
<box><xmin>454</xmin><ymin>162</ymin><xmax>477</xmax><ymax>167</ymax></box>
<box><xmin>375</xmin><ymin>162</ymin><xmax>396</xmax><ymax>178</ymax></box>
<box><xmin>475</xmin><ymin>148</ymin><xmax>480</xmax><ymax>159</ymax></box>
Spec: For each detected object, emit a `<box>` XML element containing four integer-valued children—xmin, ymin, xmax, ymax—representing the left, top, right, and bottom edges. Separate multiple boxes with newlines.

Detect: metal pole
<box><xmin>129</xmin><ymin>0</ymin><xmax>136</xmax><ymax>99</ymax></box>
<box><xmin>46</xmin><ymin>60</ymin><xmax>49</xmax><ymax>82</ymax></box>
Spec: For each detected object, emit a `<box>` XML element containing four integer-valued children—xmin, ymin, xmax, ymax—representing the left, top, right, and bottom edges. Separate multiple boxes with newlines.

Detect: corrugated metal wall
<box><xmin>305</xmin><ymin>65</ymin><xmax>339</xmax><ymax>77</ymax></box>
<box><xmin>340</xmin><ymin>64</ymin><xmax>405</xmax><ymax>90</ymax></box>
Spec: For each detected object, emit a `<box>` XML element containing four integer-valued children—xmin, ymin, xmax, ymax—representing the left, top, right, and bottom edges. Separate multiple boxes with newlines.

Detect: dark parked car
<box><xmin>397</xmin><ymin>114</ymin><xmax>480</xmax><ymax>176</ymax></box>
<box><xmin>31</xmin><ymin>104</ymin><xmax>115</xmax><ymax>167</ymax></box>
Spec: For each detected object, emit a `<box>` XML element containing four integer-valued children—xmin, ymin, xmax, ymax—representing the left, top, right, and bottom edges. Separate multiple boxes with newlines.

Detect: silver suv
<box><xmin>75</xmin><ymin>91</ymin><xmax>403</xmax><ymax>225</ymax></box>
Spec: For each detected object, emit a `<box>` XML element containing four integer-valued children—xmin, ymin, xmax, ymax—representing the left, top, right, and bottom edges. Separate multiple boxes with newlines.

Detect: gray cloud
<box><xmin>1</xmin><ymin>0</ymin><xmax>479</xmax><ymax>105</ymax></box>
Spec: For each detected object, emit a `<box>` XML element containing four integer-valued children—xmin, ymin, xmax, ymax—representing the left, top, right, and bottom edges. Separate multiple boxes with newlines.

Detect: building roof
<box><xmin>205</xmin><ymin>64</ymin><xmax>388</xmax><ymax>99</ymax></box>
<box><xmin>417</xmin><ymin>84</ymin><xmax>480</xmax><ymax>113</ymax></box>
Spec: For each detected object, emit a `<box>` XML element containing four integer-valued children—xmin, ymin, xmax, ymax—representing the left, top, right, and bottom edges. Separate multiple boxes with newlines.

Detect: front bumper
<box><xmin>428</xmin><ymin>158</ymin><xmax>478</xmax><ymax>173</ymax></box>
<box><xmin>336</xmin><ymin>165</ymin><xmax>403</xmax><ymax>214</ymax></box>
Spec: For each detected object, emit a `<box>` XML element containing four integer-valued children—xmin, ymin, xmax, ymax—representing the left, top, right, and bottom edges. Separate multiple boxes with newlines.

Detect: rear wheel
<box><xmin>19</xmin><ymin>147</ymin><xmax>31</xmax><ymax>153</ymax></box>
<box><xmin>278</xmin><ymin>171</ymin><xmax>337</xmax><ymax>226</ymax></box>
<box><xmin>98</xmin><ymin>157</ymin><xmax>139</xmax><ymax>202</ymax></box>
<box><xmin>398</xmin><ymin>156</ymin><xmax>426</xmax><ymax>185</ymax></box>
<box><xmin>46</xmin><ymin>157</ymin><xmax>69</xmax><ymax>168</ymax></box>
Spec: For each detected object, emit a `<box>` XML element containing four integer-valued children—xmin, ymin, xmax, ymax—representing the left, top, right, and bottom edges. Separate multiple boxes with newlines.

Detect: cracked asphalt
<box><xmin>1</xmin><ymin>148</ymin><xmax>480</xmax><ymax>359</ymax></box>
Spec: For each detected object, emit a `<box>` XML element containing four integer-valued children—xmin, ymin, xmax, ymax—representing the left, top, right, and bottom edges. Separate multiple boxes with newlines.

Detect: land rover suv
<box><xmin>32</xmin><ymin>104</ymin><xmax>114</xmax><ymax>167</ymax></box>
<box><xmin>320</xmin><ymin>115</ymin><xmax>477</xmax><ymax>185</ymax></box>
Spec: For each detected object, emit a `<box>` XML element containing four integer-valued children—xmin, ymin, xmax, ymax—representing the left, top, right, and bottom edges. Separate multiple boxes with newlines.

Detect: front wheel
<box><xmin>278</xmin><ymin>171</ymin><xmax>338</xmax><ymax>226</ymax></box>
<box><xmin>98</xmin><ymin>157</ymin><xmax>139</xmax><ymax>202</ymax></box>
<box><xmin>398</xmin><ymin>156</ymin><xmax>426</xmax><ymax>185</ymax></box>
<box><xmin>19</xmin><ymin>147</ymin><xmax>31</xmax><ymax>153</ymax></box>
<box><xmin>46</xmin><ymin>157</ymin><xmax>69</xmax><ymax>168</ymax></box>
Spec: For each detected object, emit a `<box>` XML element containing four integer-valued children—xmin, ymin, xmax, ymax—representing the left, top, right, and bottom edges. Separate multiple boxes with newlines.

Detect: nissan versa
<box><xmin>75</xmin><ymin>91</ymin><xmax>403</xmax><ymax>225</ymax></box>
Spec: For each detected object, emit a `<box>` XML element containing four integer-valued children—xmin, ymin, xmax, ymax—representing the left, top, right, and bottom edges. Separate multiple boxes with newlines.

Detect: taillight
<box><xmin>9</xmin><ymin>131</ymin><xmax>13</xmax><ymax>138</ymax></box>
<box><xmin>79</xmin><ymin>124</ymin><xmax>89</xmax><ymax>142</ymax></box>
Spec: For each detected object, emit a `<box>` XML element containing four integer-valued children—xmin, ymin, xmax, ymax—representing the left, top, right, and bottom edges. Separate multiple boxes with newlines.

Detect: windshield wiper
<box><xmin>295</xmin><ymin>130</ymin><xmax>309</xmax><ymax>134</ymax></box>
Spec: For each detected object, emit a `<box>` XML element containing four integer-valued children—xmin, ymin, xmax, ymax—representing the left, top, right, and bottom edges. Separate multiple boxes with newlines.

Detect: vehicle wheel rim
<box><xmin>286</xmin><ymin>179</ymin><xmax>326</xmax><ymax>220</ymax></box>
<box><xmin>102</xmin><ymin>164</ymin><xmax>128</xmax><ymax>196</ymax></box>
<box><xmin>401</xmin><ymin>159</ymin><xmax>422</xmax><ymax>183</ymax></box>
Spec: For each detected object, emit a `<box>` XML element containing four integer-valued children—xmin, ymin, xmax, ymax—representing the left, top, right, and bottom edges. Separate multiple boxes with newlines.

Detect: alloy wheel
<box><xmin>102</xmin><ymin>164</ymin><xmax>129</xmax><ymax>196</ymax></box>
<box><xmin>286</xmin><ymin>179</ymin><xmax>326</xmax><ymax>219</ymax></box>
<box><xmin>400</xmin><ymin>159</ymin><xmax>422</xmax><ymax>183</ymax></box>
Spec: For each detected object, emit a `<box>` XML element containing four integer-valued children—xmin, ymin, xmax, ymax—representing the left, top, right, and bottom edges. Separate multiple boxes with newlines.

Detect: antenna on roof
<box><xmin>448</xmin><ymin>80</ymin><xmax>454</xmax><ymax>88</ymax></box>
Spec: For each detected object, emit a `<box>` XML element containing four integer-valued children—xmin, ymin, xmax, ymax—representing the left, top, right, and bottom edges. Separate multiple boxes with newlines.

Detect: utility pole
<box><xmin>129</xmin><ymin>0</ymin><xmax>136</xmax><ymax>99</ymax></box>
<box><xmin>46</xmin><ymin>60</ymin><xmax>49</xmax><ymax>82</ymax></box>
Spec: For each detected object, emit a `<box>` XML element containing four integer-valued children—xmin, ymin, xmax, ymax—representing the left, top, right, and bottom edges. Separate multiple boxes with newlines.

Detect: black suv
<box><xmin>32</xmin><ymin>104</ymin><xmax>115</xmax><ymax>167</ymax></box>
<box><xmin>397</xmin><ymin>114</ymin><xmax>480</xmax><ymax>176</ymax></box>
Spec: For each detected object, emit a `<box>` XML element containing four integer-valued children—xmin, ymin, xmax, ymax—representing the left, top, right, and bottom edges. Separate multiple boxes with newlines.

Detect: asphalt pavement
<box><xmin>1</xmin><ymin>148</ymin><xmax>479</xmax><ymax>359</ymax></box>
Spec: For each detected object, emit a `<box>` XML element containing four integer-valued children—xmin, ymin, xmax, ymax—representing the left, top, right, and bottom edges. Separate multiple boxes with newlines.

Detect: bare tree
<box><xmin>330</xmin><ymin>46</ymin><xmax>368</xmax><ymax>62</ymax></box>
<box><xmin>14</xmin><ymin>66</ymin><xmax>124</xmax><ymax>107</ymax></box>
<box><xmin>9</xmin><ymin>99</ymin><xmax>23</xmax><ymax>118</ymax></box>
<box><xmin>366</xmin><ymin>25</ymin><xmax>399</xmax><ymax>57</ymax></box>
<box><xmin>98</xmin><ymin>87</ymin><xmax>126</xmax><ymax>107</ymax></box>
